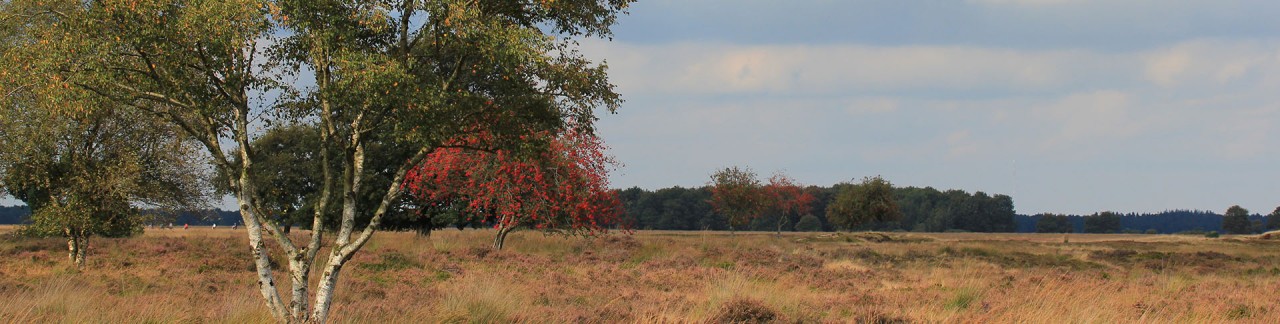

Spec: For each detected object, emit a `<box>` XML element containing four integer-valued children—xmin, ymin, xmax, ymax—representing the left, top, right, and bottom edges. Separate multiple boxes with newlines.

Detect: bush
<box><xmin>794</xmin><ymin>214</ymin><xmax>823</xmax><ymax>232</ymax></box>
<box><xmin>711</xmin><ymin>298</ymin><xmax>778</xmax><ymax>323</ymax></box>
<box><xmin>1145</xmin><ymin>229</ymin><xmax>1159</xmax><ymax>234</ymax></box>
<box><xmin>1204</xmin><ymin>231</ymin><xmax>1220</xmax><ymax>238</ymax></box>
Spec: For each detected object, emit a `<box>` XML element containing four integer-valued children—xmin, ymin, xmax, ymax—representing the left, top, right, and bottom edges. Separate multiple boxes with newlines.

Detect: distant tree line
<box><xmin>6</xmin><ymin>199</ymin><xmax>1279</xmax><ymax>235</ymax></box>
<box><xmin>0</xmin><ymin>205</ymin><xmax>30</xmax><ymax>225</ymax></box>
<box><xmin>0</xmin><ymin>207</ymin><xmax>240</xmax><ymax>227</ymax></box>
<box><xmin>616</xmin><ymin>185</ymin><xmax>1016</xmax><ymax>233</ymax></box>
<box><xmin>1017</xmin><ymin>208</ymin><xmax>1280</xmax><ymax>234</ymax></box>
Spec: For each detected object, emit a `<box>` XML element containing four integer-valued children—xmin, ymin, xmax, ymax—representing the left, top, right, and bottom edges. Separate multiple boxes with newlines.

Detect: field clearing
<box><xmin>2</xmin><ymin>228</ymin><xmax>1278</xmax><ymax>323</ymax></box>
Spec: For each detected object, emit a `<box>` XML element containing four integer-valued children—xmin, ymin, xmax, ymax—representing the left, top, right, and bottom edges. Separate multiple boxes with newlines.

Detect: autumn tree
<box><xmin>1222</xmin><ymin>205</ymin><xmax>1252</xmax><ymax>234</ymax></box>
<box><xmin>826</xmin><ymin>176</ymin><xmax>901</xmax><ymax>231</ymax></box>
<box><xmin>763</xmin><ymin>172</ymin><xmax>815</xmax><ymax>235</ymax></box>
<box><xmin>1</xmin><ymin>0</ymin><xmax>630</xmax><ymax>322</ymax></box>
<box><xmin>404</xmin><ymin>129</ymin><xmax>622</xmax><ymax>249</ymax></box>
<box><xmin>709</xmin><ymin>166</ymin><xmax>766</xmax><ymax>233</ymax></box>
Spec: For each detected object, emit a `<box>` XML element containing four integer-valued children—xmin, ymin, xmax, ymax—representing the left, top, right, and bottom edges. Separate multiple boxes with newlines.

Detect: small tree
<box><xmin>763</xmin><ymin>172</ymin><xmax>815</xmax><ymax>235</ymax></box>
<box><xmin>404</xmin><ymin>129</ymin><xmax>623</xmax><ymax>250</ymax></box>
<box><xmin>826</xmin><ymin>176</ymin><xmax>901</xmax><ymax>231</ymax></box>
<box><xmin>708</xmin><ymin>166</ymin><xmax>766</xmax><ymax>233</ymax></box>
<box><xmin>794</xmin><ymin>214</ymin><xmax>823</xmax><ymax>232</ymax></box>
<box><xmin>0</xmin><ymin>105</ymin><xmax>208</xmax><ymax>269</ymax></box>
<box><xmin>1222</xmin><ymin>205</ymin><xmax>1252</xmax><ymax>234</ymax></box>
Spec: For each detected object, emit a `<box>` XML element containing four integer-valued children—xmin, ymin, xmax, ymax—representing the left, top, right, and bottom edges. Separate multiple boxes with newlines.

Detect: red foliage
<box><xmin>764</xmin><ymin>172</ymin><xmax>815</xmax><ymax>218</ymax></box>
<box><xmin>402</xmin><ymin>128</ymin><xmax>623</xmax><ymax>236</ymax></box>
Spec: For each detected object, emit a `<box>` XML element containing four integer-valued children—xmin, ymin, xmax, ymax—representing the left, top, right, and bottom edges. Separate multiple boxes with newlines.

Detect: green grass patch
<box><xmin>944</xmin><ymin>288</ymin><xmax>980</xmax><ymax>311</ymax></box>
<box><xmin>359</xmin><ymin>251</ymin><xmax>421</xmax><ymax>272</ymax></box>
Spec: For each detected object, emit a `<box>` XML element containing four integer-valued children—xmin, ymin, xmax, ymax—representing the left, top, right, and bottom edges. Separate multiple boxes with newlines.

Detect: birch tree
<box><xmin>1</xmin><ymin>0</ymin><xmax>628</xmax><ymax>322</ymax></box>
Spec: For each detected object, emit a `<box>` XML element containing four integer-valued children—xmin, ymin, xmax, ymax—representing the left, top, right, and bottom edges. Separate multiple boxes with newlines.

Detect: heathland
<box><xmin>1</xmin><ymin>226</ymin><xmax>1277</xmax><ymax>323</ymax></box>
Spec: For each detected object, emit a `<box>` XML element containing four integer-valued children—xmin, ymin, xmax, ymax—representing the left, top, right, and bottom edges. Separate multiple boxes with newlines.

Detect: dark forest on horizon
<box><xmin>4</xmin><ymin>186</ymin><xmax>1275</xmax><ymax>234</ymax></box>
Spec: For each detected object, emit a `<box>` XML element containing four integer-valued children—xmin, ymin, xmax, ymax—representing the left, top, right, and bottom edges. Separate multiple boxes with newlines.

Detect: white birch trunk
<box><xmin>232</xmin><ymin>104</ymin><xmax>291</xmax><ymax>321</ymax></box>
<box><xmin>75</xmin><ymin>236</ymin><xmax>86</xmax><ymax>268</ymax></box>
<box><xmin>309</xmin><ymin>131</ymin><xmax>365</xmax><ymax>323</ymax></box>
<box><xmin>238</xmin><ymin>195</ymin><xmax>290</xmax><ymax>321</ymax></box>
<box><xmin>64</xmin><ymin>227</ymin><xmax>87</xmax><ymax>269</ymax></box>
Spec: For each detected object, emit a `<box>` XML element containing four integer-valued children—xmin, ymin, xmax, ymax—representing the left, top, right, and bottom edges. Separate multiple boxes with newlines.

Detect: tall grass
<box><xmin>1</xmin><ymin>228</ymin><xmax>1277</xmax><ymax>322</ymax></box>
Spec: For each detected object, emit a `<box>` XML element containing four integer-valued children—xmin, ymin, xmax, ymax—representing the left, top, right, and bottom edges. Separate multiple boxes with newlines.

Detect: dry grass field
<box><xmin>2</xmin><ymin>225</ymin><xmax>1278</xmax><ymax>323</ymax></box>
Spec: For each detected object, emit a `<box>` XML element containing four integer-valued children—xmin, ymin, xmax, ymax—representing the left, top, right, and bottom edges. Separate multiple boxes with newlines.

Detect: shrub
<box><xmin>794</xmin><ymin>214</ymin><xmax>823</xmax><ymax>232</ymax></box>
<box><xmin>1205</xmin><ymin>231</ymin><xmax>1220</xmax><ymax>238</ymax></box>
<box><xmin>711</xmin><ymin>298</ymin><xmax>778</xmax><ymax>323</ymax></box>
<box><xmin>1145</xmin><ymin>229</ymin><xmax>1159</xmax><ymax>234</ymax></box>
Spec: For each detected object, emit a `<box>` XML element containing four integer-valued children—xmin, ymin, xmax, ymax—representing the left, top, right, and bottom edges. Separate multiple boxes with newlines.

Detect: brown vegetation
<box><xmin>1</xmin><ymin>226</ymin><xmax>1278</xmax><ymax>322</ymax></box>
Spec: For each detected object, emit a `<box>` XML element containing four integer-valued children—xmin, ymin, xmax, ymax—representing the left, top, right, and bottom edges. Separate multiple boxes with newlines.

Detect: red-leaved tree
<box><xmin>403</xmin><ymin>129</ymin><xmax>623</xmax><ymax>250</ymax></box>
<box><xmin>764</xmin><ymin>172</ymin><xmax>816</xmax><ymax>235</ymax></box>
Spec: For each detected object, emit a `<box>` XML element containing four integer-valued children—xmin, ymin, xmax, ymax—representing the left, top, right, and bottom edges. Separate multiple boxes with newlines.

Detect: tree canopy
<box><xmin>708</xmin><ymin>166</ymin><xmax>766</xmax><ymax>232</ymax></box>
<box><xmin>762</xmin><ymin>172</ymin><xmax>815</xmax><ymax>235</ymax></box>
<box><xmin>403</xmin><ymin>128</ymin><xmax>623</xmax><ymax>249</ymax></box>
<box><xmin>826</xmin><ymin>176</ymin><xmax>902</xmax><ymax>231</ymax></box>
<box><xmin>1222</xmin><ymin>205</ymin><xmax>1252</xmax><ymax>234</ymax></box>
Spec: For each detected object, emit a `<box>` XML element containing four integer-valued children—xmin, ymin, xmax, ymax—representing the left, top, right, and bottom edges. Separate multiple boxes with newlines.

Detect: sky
<box><xmin>4</xmin><ymin>1</ymin><xmax>1279</xmax><ymax>216</ymax></box>
<box><xmin>581</xmin><ymin>0</ymin><xmax>1280</xmax><ymax>215</ymax></box>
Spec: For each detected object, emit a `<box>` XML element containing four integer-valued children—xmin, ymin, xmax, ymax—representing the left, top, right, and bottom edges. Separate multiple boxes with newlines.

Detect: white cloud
<box><xmin>1141</xmin><ymin>40</ymin><xmax>1280</xmax><ymax>89</ymax></box>
<box><xmin>587</xmin><ymin>38</ymin><xmax>1280</xmax><ymax>99</ymax></box>
<box><xmin>583</xmin><ymin>40</ymin><xmax>1136</xmax><ymax>96</ymax></box>
<box><xmin>1033</xmin><ymin>90</ymin><xmax>1137</xmax><ymax>152</ymax></box>
<box><xmin>1144</xmin><ymin>50</ymin><xmax>1190</xmax><ymax>87</ymax></box>
<box><xmin>583</xmin><ymin>37</ymin><xmax>1280</xmax><ymax>214</ymax></box>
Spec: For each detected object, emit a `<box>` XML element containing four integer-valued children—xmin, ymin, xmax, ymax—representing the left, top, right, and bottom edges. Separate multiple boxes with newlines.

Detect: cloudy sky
<box><xmin>584</xmin><ymin>0</ymin><xmax>1280</xmax><ymax>215</ymax></box>
<box><xmin>4</xmin><ymin>1</ymin><xmax>1278</xmax><ymax>216</ymax></box>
